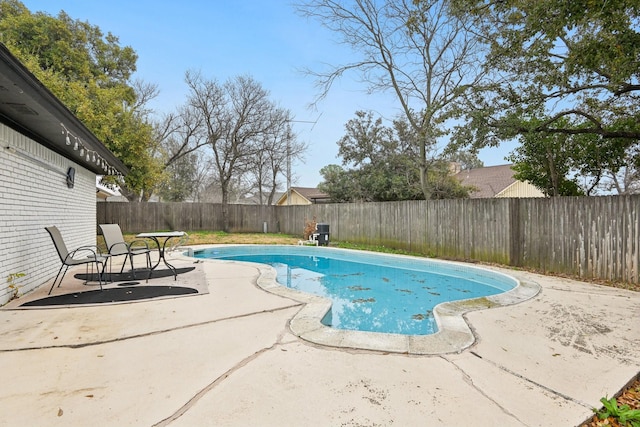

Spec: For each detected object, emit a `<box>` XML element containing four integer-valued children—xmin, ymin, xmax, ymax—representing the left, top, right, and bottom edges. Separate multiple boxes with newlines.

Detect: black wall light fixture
<box><xmin>66</xmin><ymin>167</ymin><xmax>75</xmax><ymax>188</ymax></box>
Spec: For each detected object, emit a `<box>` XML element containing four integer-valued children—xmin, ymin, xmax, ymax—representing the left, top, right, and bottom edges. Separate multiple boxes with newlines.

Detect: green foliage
<box><xmin>318</xmin><ymin>165</ymin><xmax>359</xmax><ymax>202</ymax></box>
<box><xmin>506</xmin><ymin>115</ymin><xmax>630</xmax><ymax>195</ymax></box>
<box><xmin>319</xmin><ymin>111</ymin><xmax>471</xmax><ymax>202</ymax></box>
<box><xmin>427</xmin><ymin>161</ymin><xmax>473</xmax><ymax>199</ymax></box>
<box><xmin>156</xmin><ymin>151</ymin><xmax>199</xmax><ymax>201</ymax></box>
<box><xmin>596</xmin><ymin>396</ymin><xmax>640</xmax><ymax>426</ymax></box>
<box><xmin>506</xmin><ymin>118</ymin><xmax>585</xmax><ymax>196</ymax></box>
<box><xmin>450</xmin><ymin>0</ymin><xmax>640</xmax><ymax>192</ymax></box>
<box><xmin>0</xmin><ymin>0</ymin><xmax>161</xmax><ymax>199</ymax></box>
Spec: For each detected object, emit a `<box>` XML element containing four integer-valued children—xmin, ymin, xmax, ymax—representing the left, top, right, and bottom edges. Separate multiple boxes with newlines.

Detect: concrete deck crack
<box><xmin>0</xmin><ymin>303</ymin><xmax>303</xmax><ymax>352</ymax></box>
<box><xmin>452</xmin><ymin>352</ymin><xmax>592</xmax><ymax>409</ymax></box>
<box><xmin>442</xmin><ymin>355</ymin><xmax>528</xmax><ymax>426</ymax></box>
<box><xmin>488</xmin><ymin>359</ymin><xmax>591</xmax><ymax>408</ymax></box>
<box><xmin>152</xmin><ymin>328</ymin><xmax>293</xmax><ymax>426</ymax></box>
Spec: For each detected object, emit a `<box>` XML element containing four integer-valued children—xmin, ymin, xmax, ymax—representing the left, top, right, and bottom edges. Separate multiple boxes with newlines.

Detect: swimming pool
<box><xmin>191</xmin><ymin>245</ymin><xmax>518</xmax><ymax>336</ymax></box>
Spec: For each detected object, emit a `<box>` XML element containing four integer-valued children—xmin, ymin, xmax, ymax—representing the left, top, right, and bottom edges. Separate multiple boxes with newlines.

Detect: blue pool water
<box><xmin>192</xmin><ymin>246</ymin><xmax>517</xmax><ymax>335</ymax></box>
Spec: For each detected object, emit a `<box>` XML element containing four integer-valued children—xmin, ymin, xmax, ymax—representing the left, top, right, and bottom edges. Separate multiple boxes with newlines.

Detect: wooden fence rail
<box><xmin>97</xmin><ymin>195</ymin><xmax>639</xmax><ymax>283</ymax></box>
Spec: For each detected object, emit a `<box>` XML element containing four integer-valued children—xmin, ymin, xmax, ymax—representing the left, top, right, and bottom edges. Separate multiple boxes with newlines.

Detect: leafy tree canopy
<box><xmin>319</xmin><ymin>111</ymin><xmax>471</xmax><ymax>201</ymax></box>
<box><xmin>156</xmin><ymin>151</ymin><xmax>199</xmax><ymax>202</ymax></box>
<box><xmin>450</xmin><ymin>0</ymin><xmax>640</xmax><ymax>193</ymax></box>
<box><xmin>0</xmin><ymin>0</ymin><xmax>161</xmax><ymax>199</ymax></box>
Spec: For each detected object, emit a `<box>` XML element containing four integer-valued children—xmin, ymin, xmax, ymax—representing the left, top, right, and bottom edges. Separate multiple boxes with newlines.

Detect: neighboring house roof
<box><xmin>0</xmin><ymin>43</ymin><xmax>127</xmax><ymax>176</ymax></box>
<box><xmin>455</xmin><ymin>164</ymin><xmax>545</xmax><ymax>198</ymax></box>
<box><xmin>276</xmin><ymin>187</ymin><xmax>331</xmax><ymax>205</ymax></box>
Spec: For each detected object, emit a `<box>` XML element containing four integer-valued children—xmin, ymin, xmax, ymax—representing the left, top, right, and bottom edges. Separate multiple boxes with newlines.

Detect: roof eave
<box><xmin>0</xmin><ymin>43</ymin><xmax>128</xmax><ymax>176</ymax></box>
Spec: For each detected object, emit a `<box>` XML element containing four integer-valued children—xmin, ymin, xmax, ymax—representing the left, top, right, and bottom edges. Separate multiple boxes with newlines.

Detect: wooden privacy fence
<box><xmin>98</xmin><ymin>202</ymin><xmax>278</xmax><ymax>233</ymax></box>
<box><xmin>97</xmin><ymin>195</ymin><xmax>640</xmax><ymax>283</ymax></box>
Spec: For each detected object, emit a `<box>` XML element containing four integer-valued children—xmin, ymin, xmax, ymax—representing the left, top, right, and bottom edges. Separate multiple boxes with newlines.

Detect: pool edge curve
<box><xmin>185</xmin><ymin>245</ymin><xmax>542</xmax><ymax>355</ymax></box>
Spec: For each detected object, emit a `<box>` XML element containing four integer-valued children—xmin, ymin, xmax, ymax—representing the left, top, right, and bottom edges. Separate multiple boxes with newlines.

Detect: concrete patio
<box><xmin>0</xmin><ymin>247</ymin><xmax>638</xmax><ymax>426</ymax></box>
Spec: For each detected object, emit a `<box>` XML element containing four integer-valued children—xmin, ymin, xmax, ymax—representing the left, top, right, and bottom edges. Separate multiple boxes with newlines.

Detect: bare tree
<box><xmin>296</xmin><ymin>0</ymin><xmax>485</xmax><ymax>199</ymax></box>
<box><xmin>188</xmin><ymin>153</ymin><xmax>215</xmax><ymax>202</ymax></box>
<box><xmin>155</xmin><ymin>103</ymin><xmax>210</xmax><ymax>170</ymax></box>
<box><xmin>185</xmin><ymin>71</ymin><xmax>295</xmax><ymax>229</ymax></box>
<box><xmin>130</xmin><ymin>78</ymin><xmax>160</xmax><ymax>114</ymax></box>
<box><xmin>141</xmin><ymin>105</ymin><xmax>209</xmax><ymax>201</ymax></box>
<box><xmin>599</xmin><ymin>146</ymin><xmax>640</xmax><ymax>195</ymax></box>
<box><xmin>249</xmin><ymin>118</ymin><xmax>308</xmax><ymax>205</ymax></box>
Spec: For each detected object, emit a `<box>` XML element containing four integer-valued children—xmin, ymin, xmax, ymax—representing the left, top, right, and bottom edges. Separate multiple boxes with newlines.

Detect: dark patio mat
<box><xmin>74</xmin><ymin>266</ymin><xmax>195</xmax><ymax>282</ymax></box>
<box><xmin>20</xmin><ymin>285</ymin><xmax>198</xmax><ymax>307</ymax></box>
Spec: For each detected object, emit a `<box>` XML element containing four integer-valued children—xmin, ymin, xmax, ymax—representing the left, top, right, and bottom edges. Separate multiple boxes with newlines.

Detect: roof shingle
<box><xmin>454</xmin><ymin>164</ymin><xmax>517</xmax><ymax>198</ymax></box>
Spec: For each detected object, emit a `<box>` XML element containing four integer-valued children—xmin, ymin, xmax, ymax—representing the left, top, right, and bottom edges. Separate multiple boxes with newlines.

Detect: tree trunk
<box><xmin>221</xmin><ymin>185</ymin><xmax>230</xmax><ymax>232</ymax></box>
<box><xmin>419</xmin><ymin>136</ymin><xmax>431</xmax><ymax>200</ymax></box>
<box><xmin>546</xmin><ymin>147</ymin><xmax>560</xmax><ymax>197</ymax></box>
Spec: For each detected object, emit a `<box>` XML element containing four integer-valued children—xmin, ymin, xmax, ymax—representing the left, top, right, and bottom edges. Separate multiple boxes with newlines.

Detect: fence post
<box><xmin>509</xmin><ymin>198</ymin><xmax>522</xmax><ymax>267</ymax></box>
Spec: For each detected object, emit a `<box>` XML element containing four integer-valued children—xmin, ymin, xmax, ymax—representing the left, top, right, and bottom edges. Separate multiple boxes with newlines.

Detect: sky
<box><xmin>21</xmin><ymin>0</ymin><xmax>514</xmax><ymax>188</ymax></box>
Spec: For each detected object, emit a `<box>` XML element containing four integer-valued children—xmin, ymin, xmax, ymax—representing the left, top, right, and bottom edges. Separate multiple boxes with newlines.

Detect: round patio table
<box><xmin>135</xmin><ymin>231</ymin><xmax>187</xmax><ymax>280</ymax></box>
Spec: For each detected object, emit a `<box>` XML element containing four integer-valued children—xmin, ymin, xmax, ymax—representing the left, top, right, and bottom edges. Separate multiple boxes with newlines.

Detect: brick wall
<box><xmin>0</xmin><ymin>123</ymin><xmax>97</xmax><ymax>305</ymax></box>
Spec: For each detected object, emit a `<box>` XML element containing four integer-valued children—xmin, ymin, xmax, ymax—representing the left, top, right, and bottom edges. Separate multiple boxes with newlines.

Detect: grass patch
<box><xmin>97</xmin><ymin>231</ymin><xmax>300</xmax><ymax>252</ymax></box>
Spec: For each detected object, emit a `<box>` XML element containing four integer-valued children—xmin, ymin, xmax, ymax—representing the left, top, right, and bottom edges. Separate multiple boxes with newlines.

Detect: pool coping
<box><xmin>185</xmin><ymin>245</ymin><xmax>541</xmax><ymax>355</ymax></box>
